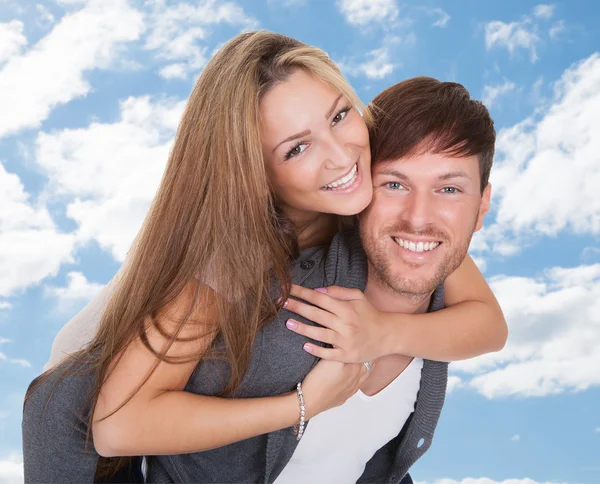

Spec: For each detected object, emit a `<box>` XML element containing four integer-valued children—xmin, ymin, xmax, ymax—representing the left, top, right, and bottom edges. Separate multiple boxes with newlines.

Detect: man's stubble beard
<box><xmin>360</xmin><ymin>218</ymin><xmax>478</xmax><ymax>301</ymax></box>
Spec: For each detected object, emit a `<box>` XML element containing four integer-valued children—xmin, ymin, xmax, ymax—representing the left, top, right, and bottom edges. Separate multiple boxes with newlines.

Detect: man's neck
<box><xmin>364</xmin><ymin>265</ymin><xmax>432</xmax><ymax>315</ymax></box>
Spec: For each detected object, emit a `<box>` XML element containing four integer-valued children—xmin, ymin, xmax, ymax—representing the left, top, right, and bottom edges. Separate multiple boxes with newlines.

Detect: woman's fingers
<box><xmin>358</xmin><ymin>364</ymin><xmax>371</xmax><ymax>386</ymax></box>
<box><xmin>286</xmin><ymin>320</ymin><xmax>337</xmax><ymax>345</ymax></box>
<box><xmin>301</xmin><ymin>343</ymin><xmax>345</xmax><ymax>361</ymax></box>
<box><xmin>313</xmin><ymin>285</ymin><xmax>363</xmax><ymax>302</ymax></box>
<box><xmin>284</xmin><ymin>297</ymin><xmax>340</xmax><ymax>331</ymax></box>
<box><xmin>288</xmin><ymin>285</ymin><xmax>340</xmax><ymax>313</ymax></box>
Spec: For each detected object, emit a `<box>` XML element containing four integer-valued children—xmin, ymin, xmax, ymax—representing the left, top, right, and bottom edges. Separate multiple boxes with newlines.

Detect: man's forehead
<box><xmin>373</xmin><ymin>152</ymin><xmax>480</xmax><ymax>180</ymax></box>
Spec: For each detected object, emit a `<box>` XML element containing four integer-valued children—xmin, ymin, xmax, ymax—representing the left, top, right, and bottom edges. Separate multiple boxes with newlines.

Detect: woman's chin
<box><xmin>328</xmin><ymin>188</ymin><xmax>373</xmax><ymax>216</ymax></box>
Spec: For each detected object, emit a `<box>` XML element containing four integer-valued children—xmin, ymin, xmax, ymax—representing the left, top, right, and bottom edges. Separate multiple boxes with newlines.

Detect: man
<box><xmin>23</xmin><ymin>77</ymin><xmax>496</xmax><ymax>483</ymax></box>
<box><xmin>273</xmin><ymin>76</ymin><xmax>494</xmax><ymax>483</ymax></box>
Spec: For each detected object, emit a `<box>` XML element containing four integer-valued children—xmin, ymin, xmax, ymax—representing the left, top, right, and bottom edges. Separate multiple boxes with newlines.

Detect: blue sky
<box><xmin>0</xmin><ymin>0</ymin><xmax>599</xmax><ymax>483</ymax></box>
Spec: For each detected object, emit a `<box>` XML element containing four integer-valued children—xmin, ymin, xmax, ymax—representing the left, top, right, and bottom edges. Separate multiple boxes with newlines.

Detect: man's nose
<box><xmin>323</xmin><ymin>132</ymin><xmax>354</xmax><ymax>170</ymax></box>
<box><xmin>402</xmin><ymin>190</ymin><xmax>434</xmax><ymax>230</ymax></box>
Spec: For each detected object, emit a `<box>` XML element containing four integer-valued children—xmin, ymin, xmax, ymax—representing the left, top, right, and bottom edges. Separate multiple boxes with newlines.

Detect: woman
<box><xmin>24</xmin><ymin>31</ymin><xmax>505</xmax><ymax>482</ymax></box>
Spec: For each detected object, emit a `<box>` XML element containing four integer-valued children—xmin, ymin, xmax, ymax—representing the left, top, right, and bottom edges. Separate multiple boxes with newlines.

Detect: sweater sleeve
<box><xmin>22</xmin><ymin>362</ymin><xmax>99</xmax><ymax>483</ymax></box>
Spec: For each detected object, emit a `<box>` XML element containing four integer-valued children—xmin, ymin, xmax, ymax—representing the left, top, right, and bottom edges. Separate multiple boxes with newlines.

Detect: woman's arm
<box><xmin>384</xmin><ymin>253</ymin><xmax>507</xmax><ymax>361</ymax></box>
<box><xmin>284</xmin><ymin>254</ymin><xmax>508</xmax><ymax>363</ymax></box>
<box><xmin>93</xmin><ymin>279</ymin><xmax>368</xmax><ymax>457</ymax></box>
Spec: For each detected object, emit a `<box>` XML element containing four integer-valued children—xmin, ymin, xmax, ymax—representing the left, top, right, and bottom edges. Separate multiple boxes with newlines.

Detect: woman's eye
<box><xmin>285</xmin><ymin>143</ymin><xmax>308</xmax><ymax>160</ymax></box>
<box><xmin>332</xmin><ymin>106</ymin><xmax>351</xmax><ymax>125</ymax></box>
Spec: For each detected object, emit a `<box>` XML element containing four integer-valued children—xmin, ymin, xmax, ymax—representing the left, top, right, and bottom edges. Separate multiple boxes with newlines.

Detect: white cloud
<box><xmin>7</xmin><ymin>358</ymin><xmax>31</xmax><ymax>368</ymax></box>
<box><xmin>159</xmin><ymin>62</ymin><xmax>188</xmax><ymax>80</ymax></box>
<box><xmin>451</xmin><ymin>263</ymin><xmax>600</xmax><ymax>398</ymax></box>
<box><xmin>485</xmin><ymin>19</ymin><xmax>540</xmax><ymax>62</ymax></box>
<box><xmin>35</xmin><ymin>95</ymin><xmax>186</xmax><ymax>261</ymax></box>
<box><xmin>0</xmin><ymin>339</ymin><xmax>32</xmax><ymax>368</ymax></box>
<box><xmin>584</xmin><ymin>246</ymin><xmax>600</xmax><ymax>262</ymax></box>
<box><xmin>485</xmin><ymin>53</ymin><xmax>600</xmax><ymax>244</ymax></box>
<box><xmin>45</xmin><ymin>271</ymin><xmax>104</xmax><ymax>311</ymax></box>
<box><xmin>482</xmin><ymin>80</ymin><xmax>516</xmax><ymax>108</ymax></box>
<box><xmin>426</xmin><ymin>7</ymin><xmax>450</xmax><ymax>28</ymax></box>
<box><xmin>446</xmin><ymin>375</ymin><xmax>463</xmax><ymax>393</ymax></box>
<box><xmin>144</xmin><ymin>0</ymin><xmax>258</xmax><ymax>80</ymax></box>
<box><xmin>0</xmin><ymin>302</ymin><xmax>11</xmax><ymax>310</ymax></box>
<box><xmin>549</xmin><ymin>20</ymin><xmax>565</xmax><ymax>40</ymax></box>
<box><xmin>533</xmin><ymin>4</ymin><xmax>555</xmax><ymax>19</ymax></box>
<box><xmin>595</xmin><ymin>427</ymin><xmax>600</xmax><ymax>433</ymax></box>
<box><xmin>0</xmin><ymin>163</ymin><xmax>75</xmax><ymax>297</ymax></box>
<box><xmin>511</xmin><ymin>434</ymin><xmax>520</xmax><ymax>441</ymax></box>
<box><xmin>267</xmin><ymin>0</ymin><xmax>307</xmax><ymax>6</ymax></box>
<box><xmin>336</xmin><ymin>0</ymin><xmax>398</xmax><ymax>26</ymax></box>
<box><xmin>339</xmin><ymin>35</ymin><xmax>413</xmax><ymax>80</ymax></box>
<box><xmin>0</xmin><ymin>453</ymin><xmax>23</xmax><ymax>484</ymax></box>
<box><xmin>35</xmin><ymin>3</ymin><xmax>56</xmax><ymax>28</ymax></box>
<box><xmin>346</xmin><ymin>46</ymin><xmax>395</xmax><ymax>79</ymax></box>
<box><xmin>418</xmin><ymin>479</ymin><xmax>566</xmax><ymax>484</ymax></box>
<box><xmin>0</xmin><ymin>0</ymin><xmax>144</xmax><ymax>138</ymax></box>
<box><xmin>484</xmin><ymin>5</ymin><xmax>566</xmax><ymax>62</ymax></box>
<box><xmin>0</xmin><ymin>20</ymin><xmax>27</xmax><ymax>63</ymax></box>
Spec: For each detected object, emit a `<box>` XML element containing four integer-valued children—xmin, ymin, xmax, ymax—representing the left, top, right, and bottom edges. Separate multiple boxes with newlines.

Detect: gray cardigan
<box><xmin>22</xmin><ymin>229</ymin><xmax>447</xmax><ymax>483</ymax></box>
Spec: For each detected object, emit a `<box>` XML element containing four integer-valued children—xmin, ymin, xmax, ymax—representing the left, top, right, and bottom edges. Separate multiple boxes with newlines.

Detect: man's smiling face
<box><xmin>359</xmin><ymin>150</ymin><xmax>491</xmax><ymax>298</ymax></box>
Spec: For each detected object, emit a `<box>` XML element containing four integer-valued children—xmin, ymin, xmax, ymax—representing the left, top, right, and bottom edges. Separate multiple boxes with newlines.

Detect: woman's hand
<box><xmin>300</xmin><ymin>359</ymin><xmax>369</xmax><ymax>419</ymax></box>
<box><xmin>284</xmin><ymin>285</ymin><xmax>394</xmax><ymax>363</ymax></box>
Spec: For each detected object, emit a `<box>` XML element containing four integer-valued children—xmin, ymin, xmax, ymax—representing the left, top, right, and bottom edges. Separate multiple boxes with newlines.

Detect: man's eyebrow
<box><xmin>375</xmin><ymin>169</ymin><xmax>409</xmax><ymax>180</ymax></box>
<box><xmin>272</xmin><ymin>129</ymin><xmax>312</xmax><ymax>153</ymax></box>
<box><xmin>437</xmin><ymin>170</ymin><xmax>472</xmax><ymax>181</ymax></box>
<box><xmin>375</xmin><ymin>169</ymin><xmax>472</xmax><ymax>181</ymax></box>
<box><xmin>325</xmin><ymin>94</ymin><xmax>343</xmax><ymax>119</ymax></box>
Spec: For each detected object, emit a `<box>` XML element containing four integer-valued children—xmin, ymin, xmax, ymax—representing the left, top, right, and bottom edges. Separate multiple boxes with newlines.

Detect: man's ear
<box><xmin>474</xmin><ymin>183</ymin><xmax>492</xmax><ymax>232</ymax></box>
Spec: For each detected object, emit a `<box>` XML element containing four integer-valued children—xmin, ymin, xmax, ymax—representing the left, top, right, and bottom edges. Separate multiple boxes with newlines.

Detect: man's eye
<box><xmin>440</xmin><ymin>187</ymin><xmax>459</xmax><ymax>194</ymax></box>
<box><xmin>387</xmin><ymin>182</ymin><xmax>404</xmax><ymax>190</ymax></box>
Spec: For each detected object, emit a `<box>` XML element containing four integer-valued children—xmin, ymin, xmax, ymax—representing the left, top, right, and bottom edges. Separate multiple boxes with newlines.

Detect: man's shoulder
<box><xmin>428</xmin><ymin>284</ymin><xmax>445</xmax><ymax>312</ymax></box>
<box><xmin>324</xmin><ymin>227</ymin><xmax>367</xmax><ymax>290</ymax></box>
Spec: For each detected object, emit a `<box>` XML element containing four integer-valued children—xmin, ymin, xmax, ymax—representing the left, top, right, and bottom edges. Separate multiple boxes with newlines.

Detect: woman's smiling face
<box><xmin>260</xmin><ymin>69</ymin><xmax>372</xmax><ymax>222</ymax></box>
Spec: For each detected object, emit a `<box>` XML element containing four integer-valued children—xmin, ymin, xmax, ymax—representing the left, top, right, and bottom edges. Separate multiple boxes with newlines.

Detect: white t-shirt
<box><xmin>275</xmin><ymin>357</ymin><xmax>424</xmax><ymax>484</ymax></box>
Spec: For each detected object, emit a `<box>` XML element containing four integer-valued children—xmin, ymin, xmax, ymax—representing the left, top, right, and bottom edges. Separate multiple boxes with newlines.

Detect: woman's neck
<box><xmin>289</xmin><ymin>211</ymin><xmax>338</xmax><ymax>252</ymax></box>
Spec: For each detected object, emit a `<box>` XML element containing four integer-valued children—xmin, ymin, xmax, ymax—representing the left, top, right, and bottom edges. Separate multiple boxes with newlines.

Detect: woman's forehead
<box><xmin>260</xmin><ymin>72</ymin><xmax>344</xmax><ymax>141</ymax></box>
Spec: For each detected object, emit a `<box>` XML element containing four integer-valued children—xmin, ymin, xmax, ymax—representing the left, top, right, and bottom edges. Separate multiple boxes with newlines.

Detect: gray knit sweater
<box><xmin>22</xmin><ymin>229</ymin><xmax>447</xmax><ymax>483</ymax></box>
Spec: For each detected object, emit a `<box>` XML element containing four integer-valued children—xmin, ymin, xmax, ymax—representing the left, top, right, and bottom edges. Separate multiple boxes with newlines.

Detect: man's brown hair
<box><xmin>367</xmin><ymin>76</ymin><xmax>496</xmax><ymax>192</ymax></box>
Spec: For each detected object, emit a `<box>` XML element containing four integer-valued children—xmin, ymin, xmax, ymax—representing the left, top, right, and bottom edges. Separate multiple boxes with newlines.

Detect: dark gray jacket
<box><xmin>23</xmin><ymin>229</ymin><xmax>447</xmax><ymax>483</ymax></box>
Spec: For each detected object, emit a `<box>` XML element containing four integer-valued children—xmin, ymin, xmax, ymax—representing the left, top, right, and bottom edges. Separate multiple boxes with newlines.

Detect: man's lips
<box><xmin>392</xmin><ymin>236</ymin><xmax>442</xmax><ymax>254</ymax></box>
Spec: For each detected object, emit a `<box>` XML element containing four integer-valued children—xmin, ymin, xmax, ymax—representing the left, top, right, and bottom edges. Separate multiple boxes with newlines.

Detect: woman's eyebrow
<box><xmin>325</xmin><ymin>94</ymin><xmax>343</xmax><ymax>119</ymax></box>
<box><xmin>272</xmin><ymin>94</ymin><xmax>344</xmax><ymax>153</ymax></box>
<box><xmin>272</xmin><ymin>130</ymin><xmax>312</xmax><ymax>153</ymax></box>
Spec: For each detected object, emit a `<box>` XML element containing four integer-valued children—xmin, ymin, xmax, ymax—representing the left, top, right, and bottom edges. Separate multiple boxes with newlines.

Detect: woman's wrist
<box><xmin>380</xmin><ymin>311</ymin><xmax>407</xmax><ymax>356</ymax></box>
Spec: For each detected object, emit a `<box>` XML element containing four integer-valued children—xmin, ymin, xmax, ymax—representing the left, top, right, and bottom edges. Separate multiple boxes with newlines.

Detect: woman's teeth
<box><xmin>393</xmin><ymin>237</ymin><xmax>441</xmax><ymax>253</ymax></box>
<box><xmin>323</xmin><ymin>164</ymin><xmax>358</xmax><ymax>190</ymax></box>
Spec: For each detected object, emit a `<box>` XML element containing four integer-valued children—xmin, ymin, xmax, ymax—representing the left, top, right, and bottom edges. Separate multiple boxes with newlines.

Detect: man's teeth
<box><xmin>323</xmin><ymin>164</ymin><xmax>357</xmax><ymax>190</ymax></box>
<box><xmin>393</xmin><ymin>237</ymin><xmax>440</xmax><ymax>253</ymax></box>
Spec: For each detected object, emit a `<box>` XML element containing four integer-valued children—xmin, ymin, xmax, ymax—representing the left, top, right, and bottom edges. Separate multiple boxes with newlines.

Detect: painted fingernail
<box><xmin>314</xmin><ymin>288</ymin><xmax>327</xmax><ymax>293</ymax></box>
<box><xmin>286</xmin><ymin>319</ymin><xmax>297</xmax><ymax>329</ymax></box>
<box><xmin>303</xmin><ymin>343</ymin><xmax>313</xmax><ymax>353</ymax></box>
<box><xmin>283</xmin><ymin>299</ymin><xmax>289</xmax><ymax>308</ymax></box>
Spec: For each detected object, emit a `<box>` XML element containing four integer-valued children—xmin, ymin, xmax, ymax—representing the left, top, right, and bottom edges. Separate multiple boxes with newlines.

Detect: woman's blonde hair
<box><xmin>30</xmin><ymin>30</ymin><xmax>368</xmax><ymax>477</ymax></box>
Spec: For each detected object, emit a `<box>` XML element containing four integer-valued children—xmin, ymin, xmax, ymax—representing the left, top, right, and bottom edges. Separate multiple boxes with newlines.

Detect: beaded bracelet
<box><xmin>293</xmin><ymin>382</ymin><xmax>306</xmax><ymax>441</ymax></box>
